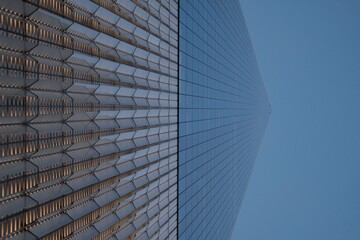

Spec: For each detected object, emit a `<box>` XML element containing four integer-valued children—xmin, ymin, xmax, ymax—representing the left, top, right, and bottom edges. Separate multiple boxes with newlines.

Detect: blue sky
<box><xmin>231</xmin><ymin>0</ymin><xmax>360</xmax><ymax>239</ymax></box>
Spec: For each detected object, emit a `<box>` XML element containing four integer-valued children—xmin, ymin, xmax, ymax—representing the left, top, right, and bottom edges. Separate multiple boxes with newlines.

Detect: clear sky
<box><xmin>231</xmin><ymin>0</ymin><xmax>360</xmax><ymax>239</ymax></box>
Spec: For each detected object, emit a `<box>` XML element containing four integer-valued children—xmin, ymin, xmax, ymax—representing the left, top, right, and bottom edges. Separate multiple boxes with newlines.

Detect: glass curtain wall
<box><xmin>178</xmin><ymin>1</ymin><xmax>270</xmax><ymax>239</ymax></box>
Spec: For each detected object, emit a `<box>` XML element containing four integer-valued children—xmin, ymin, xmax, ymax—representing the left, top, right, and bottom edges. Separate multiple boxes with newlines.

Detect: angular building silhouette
<box><xmin>178</xmin><ymin>1</ymin><xmax>270</xmax><ymax>239</ymax></box>
<box><xmin>0</xmin><ymin>0</ymin><xmax>269</xmax><ymax>239</ymax></box>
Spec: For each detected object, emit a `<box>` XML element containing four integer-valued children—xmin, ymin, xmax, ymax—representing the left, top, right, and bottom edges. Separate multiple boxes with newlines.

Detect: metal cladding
<box><xmin>0</xmin><ymin>0</ymin><xmax>178</xmax><ymax>239</ymax></box>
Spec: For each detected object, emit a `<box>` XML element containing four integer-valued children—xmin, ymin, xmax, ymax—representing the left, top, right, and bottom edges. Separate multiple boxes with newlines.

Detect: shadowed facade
<box><xmin>178</xmin><ymin>1</ymin><xmax>270</xmax><ymax>239</ymax></box>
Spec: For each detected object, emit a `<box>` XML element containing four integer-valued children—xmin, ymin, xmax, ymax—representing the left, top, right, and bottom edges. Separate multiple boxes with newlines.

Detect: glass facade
<box><xmin>0</xmin><ymin>0</ymin><xmax>178</xmax><ymax>239</ymax></box>
<box><xmin>178</xmin><ymin>1</ymin><xmax>270</xmax><ymax>240</ymax></box>
<box><xmin>0</xmin><ymin>0</ymin><xmax>269</xmax><ymax>239</ymax></box>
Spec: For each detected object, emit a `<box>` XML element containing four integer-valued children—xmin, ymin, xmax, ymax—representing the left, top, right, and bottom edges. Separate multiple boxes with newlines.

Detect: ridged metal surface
<box><xmin>0</xmin><ymin>0</ymin><xmax>178</xmax><ymax>239</ymax></box>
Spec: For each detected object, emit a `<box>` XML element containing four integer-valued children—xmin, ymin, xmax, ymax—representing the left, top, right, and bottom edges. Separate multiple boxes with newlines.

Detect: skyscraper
<box><xmin>178</xmin><ymin>1</ymin><xmax>269</xmax><ymax>239</ymax></box>
<box><xmin>0</xmin><ymin>0</ymin><xmax>178</xmax><ymax>239</ymax></box>
<box><xmin>0</xmin><ymin>0</ymin><xmax>269</xmax><ymax>239</ymax></box>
